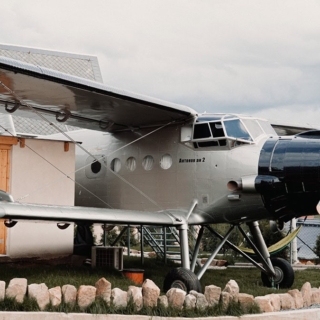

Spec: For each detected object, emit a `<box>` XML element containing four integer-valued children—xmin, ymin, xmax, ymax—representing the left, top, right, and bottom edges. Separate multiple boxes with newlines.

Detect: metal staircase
<box><xmin>140</xmin><ymin>225</ymin><xmax>200</xmax><ymax>265</ymax></box>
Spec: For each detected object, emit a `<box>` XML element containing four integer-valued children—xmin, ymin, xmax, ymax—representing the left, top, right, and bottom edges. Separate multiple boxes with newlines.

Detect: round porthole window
<box><xmin>160</xmin><ymin>154</ymin><xmax>172</xmax><ymax>170</ymax></box>
<box><xmin>91</xmin><ymin>160</ymin><xmax>102</xmax><ymax>174</ymax></box>
<box><xmin>142</xmin><ymin>155</ymin><xmax>154</xmax><ymax>171</ymax></box>
<box><xmin>126</xmin><ymin>157</ymin><xmax>137</xmax><ymax>172</ymax></box>
<box><xmin>110</xmin><ymin>158</ymin><xmax>121</xmax><ymax>172</ymax></box>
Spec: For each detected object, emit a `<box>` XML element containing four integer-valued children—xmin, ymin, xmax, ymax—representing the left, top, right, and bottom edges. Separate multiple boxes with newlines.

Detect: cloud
<box><xmin>1</xmin><ymin>0</ymin><xmax>320</xmax><ymax>124</ymax></box>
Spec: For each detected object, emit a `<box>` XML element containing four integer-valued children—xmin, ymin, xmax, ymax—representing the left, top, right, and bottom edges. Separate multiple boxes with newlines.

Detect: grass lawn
<box><xmin>0</xmin><ymin>255</ymin><xmax>319</xmax><ymax>315</ymax></box>
<box><xmin>1</xmin><ymin>255</ymin><xmax>319</xmax><ymax>295</ymax></box>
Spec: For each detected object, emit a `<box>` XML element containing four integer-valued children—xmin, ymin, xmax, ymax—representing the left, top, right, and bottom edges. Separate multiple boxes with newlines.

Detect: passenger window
<box><xmin>142</xmin><ymin>155</ymin><xmax>154</xmax><ymax>171</ymax></box>
<box><xmin>91</xmin><ymin>160</ymin><xmax>102</xmax><ymax>174</ymax></box>
<box><xmin>126</xmin><ymin>157</ymin><xmax>137</xmax><ymax>172</ymax></box>
<box><xmin>193</xmin><ymin>123</ymin><xmax>211</xmax><ymax>139</ymax></box>
<box><xmin>160</xmin><ymin>154</ymin><xmax>172</xmax><ymax>170</ymax></box>
<box><xmin>111</xmin><ymin>158</ymin><xmax>121</xmax><ymax>172</ymax></box>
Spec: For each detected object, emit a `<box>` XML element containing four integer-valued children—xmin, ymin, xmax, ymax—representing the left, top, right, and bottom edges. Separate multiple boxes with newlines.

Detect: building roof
<box><xmin>0</xmin><ymin>43</ymin><xmax>103</xmax><ymax>136</ymax></box>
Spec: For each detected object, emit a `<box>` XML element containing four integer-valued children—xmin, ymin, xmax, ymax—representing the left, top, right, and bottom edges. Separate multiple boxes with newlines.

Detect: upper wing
<box><xmin>271</xmin><ymin>123</ymin><xmax>320</xmax><ymax>136</ymax></box>
<box><xmin>0</xmin><ymin>56</ymin><xmax>196</xmax><ymax>132</ymax></box>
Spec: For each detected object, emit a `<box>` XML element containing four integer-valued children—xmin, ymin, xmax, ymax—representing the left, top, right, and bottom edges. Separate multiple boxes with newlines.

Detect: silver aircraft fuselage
<box><xmin>73</xmin><ymin>115</ymin><xmax>272</xmax><ymax>225</ymax></box>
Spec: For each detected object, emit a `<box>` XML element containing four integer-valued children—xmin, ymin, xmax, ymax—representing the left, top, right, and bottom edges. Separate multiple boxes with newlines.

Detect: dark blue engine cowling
<box><xmin>256</xmin><ymin>131</ymin><xmax>320</xmax><ymax>221</ymax></box>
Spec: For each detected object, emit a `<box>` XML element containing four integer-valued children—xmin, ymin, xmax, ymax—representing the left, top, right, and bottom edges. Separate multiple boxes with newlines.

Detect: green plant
<box><xmin>201</xmin><ymin>221</ymin><xmax>289</xmax><ymax>262</ymax></box>
<box><xmin>100</xmin><ymin>226</ymin><xmax>139</xmax><ymax>247</ymax></box>
<box><xmin>314</xmin><ymin>233</ymin><xmax>320</xmax><ymax>258</ymax></box>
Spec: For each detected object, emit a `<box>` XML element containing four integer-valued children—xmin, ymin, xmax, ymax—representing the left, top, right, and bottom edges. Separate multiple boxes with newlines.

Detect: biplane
<box><xmin>0</xmin><ymin>54</ymin><xmax>319</xmax><ymax>292</ymax></box>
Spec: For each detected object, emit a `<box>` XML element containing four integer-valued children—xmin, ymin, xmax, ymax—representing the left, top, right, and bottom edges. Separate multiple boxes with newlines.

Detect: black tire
<box><xmin>261</xmin><ymin>257</ymin><xmax>294</xmax><ymax>288</ymax></box>
<box><xmin>163</xmin><ymin>267</ymin><xmax>202</xmax><ymax>293</ymax></box>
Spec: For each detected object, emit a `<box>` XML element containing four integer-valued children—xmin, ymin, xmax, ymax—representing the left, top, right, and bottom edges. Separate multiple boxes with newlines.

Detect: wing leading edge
<box><xmin>0</xmin><ymin>56</ymin><xmax>196</xmax><ymax>132</ymax></box>
<box><xmin>0</xmin><ymin>201</ymin><xmax>188</xmax><ymax>226</ymax></box>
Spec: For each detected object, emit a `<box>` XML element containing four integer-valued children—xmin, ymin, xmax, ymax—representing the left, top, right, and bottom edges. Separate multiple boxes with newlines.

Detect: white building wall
<box><xmin>7</xmin><ymin>138</ymin><xmax>75</xmax><ymax>258</ymax></box>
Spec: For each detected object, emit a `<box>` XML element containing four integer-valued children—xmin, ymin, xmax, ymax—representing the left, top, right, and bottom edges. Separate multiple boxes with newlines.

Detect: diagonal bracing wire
<box><xmin>0</xmin><ymin>80</ymin><xmax>177</xmax><ymax>209</ymax></box>
<box><xmin>0</xmin><ymin>123</ymin><xmax>114</xmax><ymax>207</ymax></box>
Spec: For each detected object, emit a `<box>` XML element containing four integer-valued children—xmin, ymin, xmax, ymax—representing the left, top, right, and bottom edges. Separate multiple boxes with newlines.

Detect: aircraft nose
<box><xmin>256</xmin><ymin>131</ymin><xmax>320</xmax><ymax>221</ymax></box>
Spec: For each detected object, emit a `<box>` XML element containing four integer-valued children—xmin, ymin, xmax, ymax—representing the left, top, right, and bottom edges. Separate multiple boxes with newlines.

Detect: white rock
<box><xmin>311</xmin><ymin>288</ymin><xmax>320</xmax><ymax>305</ymax></box>
<box><xmin>158</xmin><ymin>295</ymin><xmax>168</xmax><ymax>308</ymax></box>
<box><xmin>49</xmin><ymin>286</ymin><xmax>62</xmax><ymax>307</ymax></box>
<box><xmin>166</xmin><ymin>288</ymin><xmax>186</xmax><ymax>310</ymax></box>
<box><xmin>127</xmin><ymin>286</ymin><xmax>143</xmax><ymax>311</ymax></box>
<box><xmin>62</xmin><ymin>284</ymin><xmax>77</xmax><ymax>306</ymax></box>
<box><xmin>95</xmin><ymin>277</ymin><xmax>111</xmax><ymax>305</ymax></box>
<box><xmin>279</xmin><ymin>293</ymin><xmax>295</xmax><ymax>310</ymax></box>
<box><xmin>111</xmin><ymin>288</ymin><xmax>127</xmax><ymax>309</ymax></box>
<box><xmin>301</xmin><ymin>282</ymin><xmax>312</xmax><ymax>307</ymax></box>
<box><xmin>264</xmin><ymin>293</ymin><xmax>281</xmax><ymax>312</ymax></box>
<box><xmin>221</xmin><ymin>291</ymin><xmax>231</xmax><ymax>309</ymax></box>
<box><xmin>6</xmin><ymin>278</ymin><xmax>27</xmax><ymax>303</ymax></box>
<box><xmin>288</xmin><ymin>289</ymin><xmax>303</xmax><ymax>309</ymax></box>
<box><xmin>204</xmin><ymin>285</ymin><xmax>221</xmax><ymax>306</ymax></box>
<box><xmin>28</xmin><ymin>283</ymin><xmax>49</xmax><ymax>311</ymax></box>
<box><xmin>142</xmin><ymin>279</ymin><xmax>160</xmax><ymax>308</ymax></box>
<box><xmin>238</xmin><ymin>293</ymin><xmax>254</xmax><ymax>309</ymax></box>
<box><xmin>184</xmin><ymin>293</ymin><xmax>196</xmax><ymax>310</ymax></box>
<box><xmin>0</xmin><ymin>281</ymin><xmax>5</xmax><ymax>301</ymax></box>
<box><xmin>222</xmin><ymin>279</ymin><xmax>239</xmax><ymax>302</ymax></box>
<box><xmin>254</xmin><ymin>296</ymin><xmax>273</xmax><ymax>313</ymax></box>
<box><xmin>77</xmin><ymin>285</ymin><xmax>96</xmax><ymax>309</ymax></box>
<box><xmin>190</xmin><ymin>290</ymin><xmax>208</xmax><ymax>310</ymax></box>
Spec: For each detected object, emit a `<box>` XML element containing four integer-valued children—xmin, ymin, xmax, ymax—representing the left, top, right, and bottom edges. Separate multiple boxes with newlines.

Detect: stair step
<box><xmin>140</xmin><ymin>225</ymin><xmax>200</xmax><ymax>265</ymax></box>
<box><xmin>147</xmin><ymin>241</ymin><xmax>179</xmax><ymax>246</ymax></box>
<box><xmin>166</xmin><ymin>256</ymin><xmax>181</xmax><ymax>260</ymax></box>
<box><xmin>160</xmin><ymin>245</ymin><xmax>180</xmax><ymax>249</ymax></box>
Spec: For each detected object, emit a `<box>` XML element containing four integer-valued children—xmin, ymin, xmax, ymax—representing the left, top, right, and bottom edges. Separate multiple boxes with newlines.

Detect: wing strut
<box><xmin>0</xmin><ymin>79</ymin><xmax>176</xmax><ymax>210</ymax></box>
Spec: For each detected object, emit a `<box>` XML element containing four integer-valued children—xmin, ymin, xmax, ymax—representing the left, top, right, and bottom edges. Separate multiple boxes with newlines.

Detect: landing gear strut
<box><xmin>163</xmin><ymin>222</ymin><xmax>202</xmax><ymax>293</ymax></box>
<box><xmin>163</xmin><ymin>220</ymin><xmax>295</xmax><ymax>293</ymax></box>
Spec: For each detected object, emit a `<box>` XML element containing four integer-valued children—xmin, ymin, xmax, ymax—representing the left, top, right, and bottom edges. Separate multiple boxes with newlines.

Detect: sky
<box><xmin>1</xmin><ymin>0</ymin><xmax>320</xmax><ymax>127</ymax></box>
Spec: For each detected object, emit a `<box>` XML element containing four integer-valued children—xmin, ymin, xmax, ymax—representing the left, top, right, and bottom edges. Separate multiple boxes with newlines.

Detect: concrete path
<box><xmin>0</xmin><ymin>309</ymin><xmax>319</xmax><ymax>320</ymax></box>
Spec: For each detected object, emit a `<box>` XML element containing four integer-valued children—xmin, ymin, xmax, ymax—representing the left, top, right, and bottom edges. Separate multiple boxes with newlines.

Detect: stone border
<box><xmin>1</xmin><ymin>277</ymin><xmax>320</xmax><ymax>313</ymax></box>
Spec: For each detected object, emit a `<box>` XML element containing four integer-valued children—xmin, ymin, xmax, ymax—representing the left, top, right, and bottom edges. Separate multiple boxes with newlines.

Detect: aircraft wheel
<box><xmin>163</xmin><ymin>267</ymin><xmax>202</xmax><ymax>293</ymax></box>
<box><xmin>261</xmin><ymin>257</ymin><xmax>294</xmax><ymax>288</ymax></box>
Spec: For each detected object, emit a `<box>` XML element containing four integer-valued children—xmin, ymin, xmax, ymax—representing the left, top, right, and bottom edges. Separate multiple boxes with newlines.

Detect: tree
<box><xmin>201</xmin><ymin>220</ymin><xmax>288</xmax><ymax>260</ymax></box>
<box><xmin>314</xmin><ymin>233</ymin><xmax>320</xmax><ymax>258</ymax></box>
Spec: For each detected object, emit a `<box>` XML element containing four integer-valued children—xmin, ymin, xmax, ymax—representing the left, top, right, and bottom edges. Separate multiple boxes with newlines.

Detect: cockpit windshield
<box><xmin>186</xmin><ymin>113</ymin><xmax>276</xmax><ymax>150</ymax></box>
<box><xmin>224</xmin><ymin>119</ymin><xmax>252</xmax><ymax>141</ymax></box>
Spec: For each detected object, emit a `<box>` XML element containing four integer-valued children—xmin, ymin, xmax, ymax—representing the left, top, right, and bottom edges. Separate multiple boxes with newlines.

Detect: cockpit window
<box><xmin>184</xmin><ymin>114</ymin><xmax>274</xmax><ymax>151</ymax></box>
<box><xmin>209</xmin><ymin>122</ymin><xmax>225</xmax><ymax>137</ymax></box>
<box><xmin>196</xmin><ymin>115</ymin><xmax>222</xmax><ymax>122</ymax></box>
<box><xmin>242</xmin><ymin>119</ymin><xmax>263</xmax><ymax>139</ymax></box>
<box><xmin>224</xmin><ymin>119</ymin><xmax>252</xmax><ymax>141</ymax></box>
<box><xmin>193</xmin><ymin>123</ymin><xmax>211</xmax><ymax>139</ymax></box>
<box><xmin>258</xmin><ymin>120</ymin><xmax>277</xmax><ymax>135</ymax></box>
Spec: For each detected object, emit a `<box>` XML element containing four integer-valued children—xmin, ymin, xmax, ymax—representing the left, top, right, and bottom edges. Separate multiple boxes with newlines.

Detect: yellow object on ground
<box><xmin>238</xmin><ymin>226</ymin><xmax>302</xmax><ymax>256</ymax></box>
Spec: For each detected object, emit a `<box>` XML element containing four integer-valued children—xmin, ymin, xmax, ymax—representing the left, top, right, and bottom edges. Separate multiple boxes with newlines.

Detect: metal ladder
<box><xmin>140</xmin><ymin>225</ymin><xmax>200</xmax><ymax>264</ymax></box>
